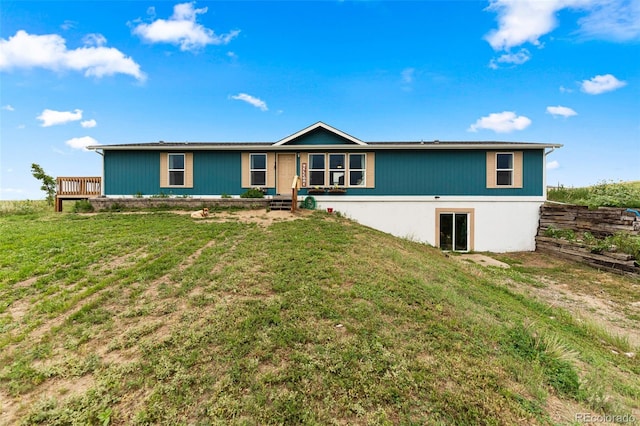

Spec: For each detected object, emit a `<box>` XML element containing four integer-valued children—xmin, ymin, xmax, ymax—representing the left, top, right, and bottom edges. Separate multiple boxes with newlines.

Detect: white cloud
<box><xmin>484</xmin><ymin>0</ymin><xmax>639</xmax><ymax>66</ymax></box>
<box><xmin>484</xmin><ymin>0</ymin><xmax>582</xmax><ymax>51</ymax></box>
<box><xmin>132</xmin><ymin>2</ymin><xmax>240</xmax><ymax>52</ymax></box>
<box><xmin>547</xmin><ymin>160</ymin><xmax>560</xmax><ymax>170</ymax></box>
<box><xmin>559</xmin><ymin>85</ymin><xmax>574</xmax><ymax>93</ymax></box>
<box><xmin>0</xmin><ymin>30</ymin><xmax>146</xmax><ymax>81</ymax></box>
<box><xmin>581</xmin><ymin>74</ymin><xmax>627</xmax><ymax>94</ymax></box>
<box><xmin>468</xmin><ymin>111</ymin><xmax>532</xmax><ymax>133</ymax></box>
<box><xmin>37</xmin><ymin>108</ymin><xmax>82</xmax><ymax>127</ymax></box>
<box><xmin>82</xmin><ymin>33</ymin><xmax>107</xmax><ymax>47</ymax></box>
<box><xmin>61</xmin><ymin>20</ymin><xmax>77</xmax><ymax>31</ymax></box>
<box><xmin>401</xmin><ymin>67</ymin><xmax>415</xmax><ymax>84</ymax></box>
<box><xmin>65</xmin><ymin>136</ymin><xmax>99</xmax><ymax>150</ymax></box>
<box><xmin>546</xmin><ymin>105</ymin><xmax>578</xmax><ymax>117</ymax></box>
<box><xmin>81</xmin><ymin>119</ymin><xmax>97</xmax><ymax>128</ymax></box>
<box><xmin>230</xmin><ymin>93</ymin><xmax>268</xmax><ymax>111</ymax></box>
<box><xmin>577</xmin><ymin>0</ymin><xmax>640</xmax><ymax>41</ymax></box>
<box><xmin>2</xmin><ymin>104</ymin><xmax>14</xmax><ymax>111</ymax></box>
<box><xmin>489</xmin><ymin>48</ymin><xmax>531</xmax><ymax>69</ymax></box>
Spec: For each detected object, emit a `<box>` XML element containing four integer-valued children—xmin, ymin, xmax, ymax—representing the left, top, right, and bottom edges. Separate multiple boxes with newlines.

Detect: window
<box><xmin>250</xmin><ymin>153</ymin><xmax>267</xmax><ymax>186</ymax></box>
<box><xmin>496</xmin><ymin>153</ymin><xmax>513</xmax><ymax>186</ymax></box>
<box><xmin>168</xmin><ymin>153</ymin><xmax>185</xmax><ymax>186</ymax></box>
<box><xmin>486</xmin><ymin>151</ymin><xmax>522</xmax><ymax>189</ymax></box>
<box><xmin>329</xmin><ymin>154</ymin><xmax>345</xmax><ymax>186</ymax></box>
<box><xmin>349</xmin><ymin>154</ymin><xmax>365</xmax><ymax>186</ymax></box>
<box><xmin>309</xmin><ymin>154</ymin><xmax>325</xmax><ymax>186</ymax></box>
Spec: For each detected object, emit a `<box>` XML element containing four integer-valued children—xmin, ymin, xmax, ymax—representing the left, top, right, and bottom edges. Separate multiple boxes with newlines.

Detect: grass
<box><xmin>548</xmin><ymin>180</ymin><xmax>640</xmax><ymax>208</ymax></box>
<box><xmin>1</xmin><ymin>206</ymin><xmax>639</xmax><ymax>424</ymax></box>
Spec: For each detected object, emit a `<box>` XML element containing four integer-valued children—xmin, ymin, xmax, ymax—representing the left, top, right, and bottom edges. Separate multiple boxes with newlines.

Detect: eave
<box><xmin>88</xmin><ymin>142</ymin><xmax>562</xmax><ymax>152</ymax></box>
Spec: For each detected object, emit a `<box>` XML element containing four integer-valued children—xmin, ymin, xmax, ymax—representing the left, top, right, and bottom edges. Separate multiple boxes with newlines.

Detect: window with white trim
<box><xmin>250</xmin><ymin>153</ymin><xmax>267</xmax><ymax>186</ymax></box>
<box><xmin>168</xmin><ymin>153</ymin><xmax>185</xmax><ymax>186</ymax></box>
<box><xmin>349</xmin><ymin>154</ymin><xmax>365</xmax><ymax>186</ymax></box>
<box><xmin>496</xmin><ymin>153</ymin><xmax>513</xmax><ymax>186</ymax></box>
<box><xmin>309</xmin><ymin>154</ymin><xmax>325</xmax><ymax>186</ymax></box>
<box><xmin>329</xmin><ymin>154</ymin><xmax>345</xmax><ymax>186</ymax></box>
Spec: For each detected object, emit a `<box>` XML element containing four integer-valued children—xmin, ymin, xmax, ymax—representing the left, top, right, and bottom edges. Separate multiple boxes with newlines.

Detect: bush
<box><xmin>73</xmin><ymin>200</ymin><xmax>94</xmax><ymax>213</ymax></box>
<box><xmin>240</xmin><ymin>188</ymin><xmax>265</xmax><ymax>198</ymax></box>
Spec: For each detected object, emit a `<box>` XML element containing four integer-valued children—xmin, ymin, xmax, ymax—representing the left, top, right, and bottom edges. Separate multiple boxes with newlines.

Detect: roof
<box><xmin>87</xmin><ymin>121</ymin><xmax>562</xmax><ymax>151</ymax></box>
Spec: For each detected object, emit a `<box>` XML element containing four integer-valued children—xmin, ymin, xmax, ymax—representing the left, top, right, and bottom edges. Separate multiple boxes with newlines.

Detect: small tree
<box><xmin>31</xmin><ymin>163</ymin><xmax>56</xmax><ymax>206</ymax></box>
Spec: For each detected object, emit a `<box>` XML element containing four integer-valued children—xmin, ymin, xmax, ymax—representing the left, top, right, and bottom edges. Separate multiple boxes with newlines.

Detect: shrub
<box><xmin>73</xmin><ymin>199</ymin><xmax>94</xmax><ymax>213</ymax></box>
<box><xmin>240</xmin><ymin>188</ymin><xmax>265</xmax><ymax>198</ymax></box>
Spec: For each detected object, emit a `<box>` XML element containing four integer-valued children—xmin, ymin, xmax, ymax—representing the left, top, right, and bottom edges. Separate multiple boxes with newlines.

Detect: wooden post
<box><xmin>291</xmin><ymin>175</ymin><xmax>300</xmax><ymax>213</ymax></box>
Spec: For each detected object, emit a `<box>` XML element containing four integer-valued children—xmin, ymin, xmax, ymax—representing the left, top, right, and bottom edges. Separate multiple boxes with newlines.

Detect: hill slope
<box><xmin>0</xmin><ymin>210</ymin><xmax>638</xmax><ymax>425</ymax></box>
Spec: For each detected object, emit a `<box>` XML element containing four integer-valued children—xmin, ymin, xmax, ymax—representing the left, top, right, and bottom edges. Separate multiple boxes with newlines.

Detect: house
<box><xmin>87</xmin><ymin>122</ymin><xmax>561</xmax><ymax>252</ymax></box>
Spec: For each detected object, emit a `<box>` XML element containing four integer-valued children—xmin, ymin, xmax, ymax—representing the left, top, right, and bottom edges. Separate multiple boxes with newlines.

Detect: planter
<box><xmin>307</xmin><ymin>189</ymin><xmax>326</xmax><ymax>195</ymax></box>
<box><xmin>328</xmin><ymin>189</ymin><xmax>346</xmax><ymax>195</ymax></box>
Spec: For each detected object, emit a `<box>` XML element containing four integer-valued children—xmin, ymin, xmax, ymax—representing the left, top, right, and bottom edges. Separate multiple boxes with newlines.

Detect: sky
<box><xmin>1</xmin><ymin>0</ymin><xmax>638</xmax><ymax>200</ymax></box>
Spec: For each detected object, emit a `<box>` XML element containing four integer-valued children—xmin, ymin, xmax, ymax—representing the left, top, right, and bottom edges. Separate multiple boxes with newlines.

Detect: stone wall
<box><xmin>89</xmin><ymin>197</ymin><xmax>269</xmax><ymax>211</ymax></box>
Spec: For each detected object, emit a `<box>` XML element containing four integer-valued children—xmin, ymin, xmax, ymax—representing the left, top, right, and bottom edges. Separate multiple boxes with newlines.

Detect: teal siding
<box><xmin>104</xmin><ymin>150</ymin><xmax>244</xmax><ymax>196</ymax></box>
<box><xmin>105</xmin><ymin>148</ymin><xmax>544</xmax><ymax>197</ymax></box>
<box><xmin>104</xmin><ymin>151</ymin><xmax>159</xmax><ymax>195</ymax></box>
<box><xmin>193</xmin><ymin>151</ymin><xmax>242</xmax><ymax>194</ymax></box>
<box><xmin>368</xmin><ymin>149</ymin><xmax>543</xmax><ymax>196</ymax></box>
<box><xmin>286</xmin><ymin>128</ymin><xmax>358</xmax><ymax>145</ymax></box>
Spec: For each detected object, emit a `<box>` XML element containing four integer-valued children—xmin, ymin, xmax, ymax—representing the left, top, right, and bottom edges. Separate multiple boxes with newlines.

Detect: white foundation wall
<box><xmin>312</xmin><ymin>196</ymin><xmax>544</xmax><ymax>253</ymax></box>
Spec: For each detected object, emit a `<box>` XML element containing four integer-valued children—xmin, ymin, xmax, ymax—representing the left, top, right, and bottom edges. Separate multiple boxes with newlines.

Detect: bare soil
<box><xmin>494</xmin><ymin>251</ymin><xmax>640</xmax><ymax>349</ymax></box>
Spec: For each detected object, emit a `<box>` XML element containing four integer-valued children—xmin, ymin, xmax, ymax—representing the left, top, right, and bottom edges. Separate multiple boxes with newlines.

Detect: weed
<box><xmin>549</xmin><ymin>180</ymin><xmax>640</xmax><ymax>208</ymax></box>
<box><xmin>240</xmin><ymin>188</ymin><xmax>265</xmax><ymax>198</ymax></box>
<box><xmin>73</xmin><ymin>199</ymin><xmax>94</xmax><ymax>213</ymax></box>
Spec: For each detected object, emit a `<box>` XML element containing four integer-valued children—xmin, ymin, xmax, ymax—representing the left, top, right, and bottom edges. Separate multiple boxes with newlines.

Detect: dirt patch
<box><xmin>188</xmin><ymin>208</ymin><xmax>313</xmax><ymax>227</ymax></box>
<box><xmin>457</xmin><ymin>254</ymin><xmax>510</xmax><ymax>269</ymax></box>
<box><xmin>0</xmin><ymin>375</ymin><xmax>94</xmax><ymax>424</ymax></box>
<box><xmin>496</xmin><ymin>252</ymin><xmax>640</xmax><ymax>349</ymax></box>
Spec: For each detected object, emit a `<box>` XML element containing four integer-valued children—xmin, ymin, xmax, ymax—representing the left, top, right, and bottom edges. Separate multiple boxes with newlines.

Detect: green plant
<box><xmin>151</xmin><ymin>192</ymin><xmax>170</xmax><ymax>198</ymax></box>
<box><xmin>548</xmin><ymin>181</ymin><xmax>640</xmax><ymax>208</ymax></box>
<box><xmin>73</xmin><ymin>199</ymin><xmax>94</xmax><ymax>213</ymax></box>
<box><xmin>133</xmin><ymin>192</ymin><xmax>144</xmax><ymax>198</ymax></box>
<box><xmin>30</xmin><ymin>163</ymin><xmax>56</xmax><ymax>206</ymax></box>
<box><xmin>544</xmin><ymin>226</ymin><xmax>575</xmax><ymax>241</ymax></box>
<box><xmin>240</xmin><ymin>188</ymin><xmax>265</xmax><ymax>198</ymax></box>
<box><xmin>221</xmin><ymin>193</ymin><xmax>232</xmax><ymax>199</ymax></box>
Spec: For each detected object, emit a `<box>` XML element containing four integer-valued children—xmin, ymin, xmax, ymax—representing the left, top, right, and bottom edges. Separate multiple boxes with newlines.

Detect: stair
<box><xmin>270</xmin><ymin>196</ymin><xmax>292</xmax><ymax>211</ymax></box>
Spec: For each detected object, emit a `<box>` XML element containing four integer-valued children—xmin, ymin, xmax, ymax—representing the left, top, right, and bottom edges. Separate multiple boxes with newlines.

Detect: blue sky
<box><xmin>1</xmin><ymin>0</ymin><xmax>638</xmax><ymax>200</ymax></box>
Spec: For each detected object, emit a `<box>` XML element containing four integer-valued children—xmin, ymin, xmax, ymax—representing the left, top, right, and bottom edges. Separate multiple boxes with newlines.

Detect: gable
<box><xmin>273</xmin><ymin>121</ymin><xmax>367</xmax><ymax>146</ymax></box>
<box><xmin>283</xmin><ymin>127</ymin><xmax>360</xmax><ymax>146</ymax></box>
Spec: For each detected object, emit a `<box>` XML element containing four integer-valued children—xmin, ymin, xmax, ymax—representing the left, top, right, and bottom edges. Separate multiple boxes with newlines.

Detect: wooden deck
<box><xmin>55</xmin><ymin>177</ymin><xmax>102</xmax><ymax>212</ymax></box>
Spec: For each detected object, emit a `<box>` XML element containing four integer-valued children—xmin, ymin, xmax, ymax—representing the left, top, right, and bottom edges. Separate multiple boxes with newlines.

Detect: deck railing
<box><xmin>57</xmin><ymin>177</ymin><xmax>102</xmax><ymax>197</ymax></box>
<box><xmin>55</xmin><ymin>177</ymin><xmax>102</xmax><ymax>212</ymax></box>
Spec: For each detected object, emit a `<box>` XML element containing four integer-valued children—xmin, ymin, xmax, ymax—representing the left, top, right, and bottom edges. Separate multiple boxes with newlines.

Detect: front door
<box><xmin>276</xmin><ymin>154</ymin><xmax>296</xmax><ymax>195</ymax></box>
<box><xmin>439</xmin><ymin>212</ymin><xmax>469</xmax><ymax>251</ymax></box>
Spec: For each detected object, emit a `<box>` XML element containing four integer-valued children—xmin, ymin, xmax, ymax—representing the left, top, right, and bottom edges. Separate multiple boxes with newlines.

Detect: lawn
<box><xmin>1</xmin><ymin>207</ymin><xmax>638</xmax><ymax>425</ymax></box>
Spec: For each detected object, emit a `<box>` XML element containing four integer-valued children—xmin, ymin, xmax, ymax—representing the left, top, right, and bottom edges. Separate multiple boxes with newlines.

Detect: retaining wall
<box><xmin>536</xmin><ymin>204</ymin><xmax>639</xmax><ymax>276</ymax></box>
